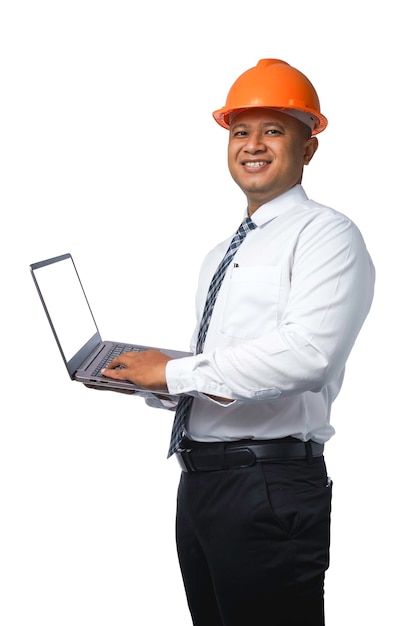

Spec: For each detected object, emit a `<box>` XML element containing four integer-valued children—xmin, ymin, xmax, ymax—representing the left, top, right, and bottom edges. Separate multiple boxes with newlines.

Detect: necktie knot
<box><xmin>238</xmin><ymin>216</ymin><xmax>257</xmax><ymax>237</ymax></box>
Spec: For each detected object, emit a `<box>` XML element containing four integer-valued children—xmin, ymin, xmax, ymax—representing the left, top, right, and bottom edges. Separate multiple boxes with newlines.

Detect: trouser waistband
<box><xmin>176</xmin><ymin>437</ymin><xmax>324</xmax><ymax>472</ymax></box>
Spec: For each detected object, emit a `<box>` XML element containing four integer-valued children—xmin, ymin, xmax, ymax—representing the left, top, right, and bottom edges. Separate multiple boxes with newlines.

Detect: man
<box><xmin>97</xmin><ymin>59</ymin><xmax>375</xmax><ymax>625</ymax></box>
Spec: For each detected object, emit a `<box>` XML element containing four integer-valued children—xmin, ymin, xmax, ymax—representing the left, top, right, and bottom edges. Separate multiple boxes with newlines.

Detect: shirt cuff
<box><xmin>166</xmin><ymin>354</ymin><xmax>237</xmax><ymax>406</ymax></box>
<box><xmin>166</xmin><ymin>355</ymin><xmax>199</xmax><ymax>395</ymax></box>
<box><xmin>144</xmin><ymin>394</ymin><xmax>178</xmax><ymax>410</ymax></box>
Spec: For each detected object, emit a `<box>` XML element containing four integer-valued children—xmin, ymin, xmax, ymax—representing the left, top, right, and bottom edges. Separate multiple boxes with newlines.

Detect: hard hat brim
<box><xmin>213</xmin><ymin>105</ymin><xmax>328</xmax><ymax>135</ymax></box>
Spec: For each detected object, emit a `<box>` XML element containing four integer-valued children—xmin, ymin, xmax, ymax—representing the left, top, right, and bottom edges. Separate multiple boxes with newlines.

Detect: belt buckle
<box><xmin>226</xmin><ymin>447</ymin><xmax>257</xmax><ymax>469</ymax></box>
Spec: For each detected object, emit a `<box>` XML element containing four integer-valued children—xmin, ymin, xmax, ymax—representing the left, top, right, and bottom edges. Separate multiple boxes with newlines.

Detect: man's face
<box><xmin>227</xmin><ymin>108</ymin><xmax>318</xmax><ymax>214</ymax></box>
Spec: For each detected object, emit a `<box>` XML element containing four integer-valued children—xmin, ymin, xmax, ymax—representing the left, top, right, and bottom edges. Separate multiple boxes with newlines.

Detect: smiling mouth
<box><xmin>243</xmin><ymin>160</ymin><xmax>270</xmax><ymax>169</ymax></box>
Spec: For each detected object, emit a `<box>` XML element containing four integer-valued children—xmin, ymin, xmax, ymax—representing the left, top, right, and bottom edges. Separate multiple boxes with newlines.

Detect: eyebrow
<box><xmin>230</xmin><ymin>121</ymin><xmax>286</xmax><ymax>132</ymax></box>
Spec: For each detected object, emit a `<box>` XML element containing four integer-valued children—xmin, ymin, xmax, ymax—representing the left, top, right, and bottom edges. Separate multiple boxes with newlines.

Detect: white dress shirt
<box><xmin>159</xmin><ymin>185</ymin><xmax>375</xmax><ymax>444</ymax></box>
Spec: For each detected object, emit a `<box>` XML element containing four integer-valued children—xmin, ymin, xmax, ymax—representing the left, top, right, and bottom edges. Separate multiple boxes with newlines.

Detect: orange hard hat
<box><xmin>213</xmin><ymin>59</ymin><xmax>328</xmax><ymax>135</ymax></box>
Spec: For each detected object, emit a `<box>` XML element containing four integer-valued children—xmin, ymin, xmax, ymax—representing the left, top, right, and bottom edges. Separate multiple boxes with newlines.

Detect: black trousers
<box><xmin>176</xmin><ymin>456</ymin><xmax>332</xmax><ymax>626</ymax></box>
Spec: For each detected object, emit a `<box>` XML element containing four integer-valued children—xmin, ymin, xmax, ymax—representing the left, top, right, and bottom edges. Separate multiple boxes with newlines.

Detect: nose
<box><xmin>244</xmin><ymin>131</ymin><xmax>267</xmax><ymax>154</ymax></box>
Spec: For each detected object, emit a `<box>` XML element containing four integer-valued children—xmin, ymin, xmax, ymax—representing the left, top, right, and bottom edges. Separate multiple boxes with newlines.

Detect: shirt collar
<box><xmin>246</xmin><ymin>184</ymin><xmax>308</xmax><ymax>227</ymax></box>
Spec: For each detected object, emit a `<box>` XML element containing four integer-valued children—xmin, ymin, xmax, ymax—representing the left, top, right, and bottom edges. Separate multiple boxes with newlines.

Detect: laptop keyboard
<box><xmin>93</xmin><ymin>344</ymin><xmax>144</xmax><ymax>376</ymax></box>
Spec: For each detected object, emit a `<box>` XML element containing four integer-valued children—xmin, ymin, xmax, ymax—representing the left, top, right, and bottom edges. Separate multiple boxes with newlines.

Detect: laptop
<box><xmin>30</xmin><ymin>253</ymin><xmax>192</xmax><ymax>394</ymax></box>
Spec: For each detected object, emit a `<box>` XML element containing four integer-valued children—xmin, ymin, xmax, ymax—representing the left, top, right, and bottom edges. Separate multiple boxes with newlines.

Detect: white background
<box><xmin>1</xmin><ymin>1</ymin><xmax>415</xmax><ymax>624</ymax></box>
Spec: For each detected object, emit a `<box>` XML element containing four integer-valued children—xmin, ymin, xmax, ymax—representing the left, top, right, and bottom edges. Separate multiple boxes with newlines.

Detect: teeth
<box><xmin>245</xmin><ymin>161</ymin><xmax>267</xmax><ymax>168</ymax></box>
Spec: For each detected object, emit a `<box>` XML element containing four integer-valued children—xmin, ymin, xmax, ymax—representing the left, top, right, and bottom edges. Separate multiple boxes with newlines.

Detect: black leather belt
<box><xmin>176</xmin><ymin>437</ymin><xmax>324</xmax><ymax>472</ymax></box>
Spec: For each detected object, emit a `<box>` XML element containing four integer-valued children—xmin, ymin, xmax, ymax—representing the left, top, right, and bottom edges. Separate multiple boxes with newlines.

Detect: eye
<box><xmin>232</xmin><ymin>130</ymin><xmax>248</xmax><ymax>137</ymax></box>
<box><xmin>266</xmin><ymin>128</ymin><xmax>283</xmax><ymax>135</ymax></box>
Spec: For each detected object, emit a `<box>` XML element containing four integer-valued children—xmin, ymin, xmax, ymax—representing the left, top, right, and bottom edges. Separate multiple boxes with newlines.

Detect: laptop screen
<box><xmin>31</xmin><ymin>254</ymin><xmax>98</xmax><ymax>363</ymax></box>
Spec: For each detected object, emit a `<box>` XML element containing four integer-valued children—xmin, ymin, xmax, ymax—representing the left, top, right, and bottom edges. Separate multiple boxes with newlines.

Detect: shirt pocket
<box><xmin>220</xmin><ymin>265</ymin><xmax>281</xmax><ymax>339</ymax></box>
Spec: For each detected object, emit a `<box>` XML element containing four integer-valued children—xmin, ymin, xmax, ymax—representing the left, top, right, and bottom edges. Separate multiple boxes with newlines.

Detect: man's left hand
<box><xmin>101</xmin><ymin>349</ymin><xmax>172</xmax><ymax>391</ymax></box>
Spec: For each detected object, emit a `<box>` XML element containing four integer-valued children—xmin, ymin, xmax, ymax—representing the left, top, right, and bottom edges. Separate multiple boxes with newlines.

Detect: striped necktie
<box><xmin>167</xmin><ymin>216</ymin><xmax>257</xmax><ymax>457</ymax></box>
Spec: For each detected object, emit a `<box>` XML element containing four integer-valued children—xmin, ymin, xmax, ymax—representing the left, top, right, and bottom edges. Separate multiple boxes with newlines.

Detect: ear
<box><xmin>303</xmin><ymin>137</ymin><xmax>319</xmax><ymax>165</ymax></box>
